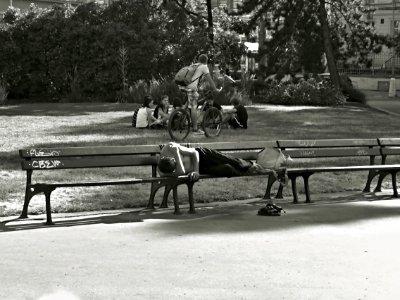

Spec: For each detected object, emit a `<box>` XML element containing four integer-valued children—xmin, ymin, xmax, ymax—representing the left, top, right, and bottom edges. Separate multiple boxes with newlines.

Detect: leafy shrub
<box><xmin>345</xmin><ymin>87</ymin><xmax>366</xmax><ymax>104</ymax></box>
<box><xmin>127</xmin><ymin>78</ymin><xmax>181</xmax><ymax>104</ymax></box>
<box><xmin>0</xmin><ymin>76</ymin><xmax>8</xmax><ymax>105</ymax></box>
<box><xmin>254</xmin><ymin>78</ymin><xmax>346</xmax><ymax>106</ymax></box>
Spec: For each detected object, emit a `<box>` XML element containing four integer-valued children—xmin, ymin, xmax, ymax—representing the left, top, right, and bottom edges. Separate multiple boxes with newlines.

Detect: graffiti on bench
<box><xmin>31</xmin><ymin>160</ymin><xmax>63</xmax><ymax>169</ymax></box>
<box><xmin>29</xmin><ymin>149</ymin><xmax>61</xmax><ymax>157</ymax></box>
<box><xmin>297</xmin><ymin>140</ymin><xmax>317</xmax><ymax>147</ymax></box>
<box><xmin>300</xmin><ymin>150</ymin><xmax>316</xmax><ymax>157</ymax></box>
<box><xmin>356</xmin><ymin>149</ymin><xmax>368</xmax><ymax>156</ymax></box>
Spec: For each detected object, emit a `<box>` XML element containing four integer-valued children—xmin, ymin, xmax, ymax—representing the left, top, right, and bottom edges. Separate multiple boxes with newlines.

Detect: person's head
<box><xmin>198</xmin><ymin>54</ymin><xmax>208</xmax><ymax>65</ymax></box>
<box><xmin>231</xmin><ymin>97</ymin><xmax>240</xmax><ymax>107</ymax></box>
<box><xmin>143</xmin><ymin>95</ymin><xmax>154</xmax><ymax>108</ymax></box>
<box><xmin>158</xmin><ymin>156</ymin><xmax>176</xmax><ymax>174</ymax></box>
<box><xmin>161</xmin><ymin>95</ymin><xmax>169</xmax><ymax>109</ymax></box>
<box><xmin>173</xmin><ymin>97</ymin><xmax>183</xmax><ymax>109</ymax></box>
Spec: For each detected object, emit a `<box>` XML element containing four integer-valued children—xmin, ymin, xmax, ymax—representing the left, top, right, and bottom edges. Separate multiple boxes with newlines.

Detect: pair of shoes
<box><xmin>192</xmin><ymin>129</ymin><xmax>205</xmax><ymax>135</ymax></box>
<box><xmin>257</xmin><ymin>203</ymin><xmax>286</xmax><ymax>216</ymax></box>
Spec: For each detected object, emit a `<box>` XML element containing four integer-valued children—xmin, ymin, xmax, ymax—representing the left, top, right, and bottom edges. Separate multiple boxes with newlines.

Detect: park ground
<box><xmin>1</xmin><ymin>198</ymin><xmax>400</xmax><ymax>299</ymax></box>
<box><xmin>2</xmin><ymin>91</ymin><xmax>400</xmax><ymax>300</ymax></box>
<box><xmin>1</xmin><ymin>90</ymin><xmax>400</xmax><ymax>217</ymax></box>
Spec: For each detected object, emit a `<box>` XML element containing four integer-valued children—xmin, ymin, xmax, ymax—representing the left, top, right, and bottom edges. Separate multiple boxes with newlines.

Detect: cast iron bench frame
<box><xmin>264</xmin><ymin>139</ymin><xmax>400</xmax><ymax>203</ymax></box>
<box><xmin>19</xmin><ymin>141</ymin><xmax>276</xmax><ymax>225</ymax></box>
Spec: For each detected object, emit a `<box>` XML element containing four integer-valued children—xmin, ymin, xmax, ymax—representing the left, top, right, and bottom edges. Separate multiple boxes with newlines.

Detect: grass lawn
<box><xmin>1</xmin><ymin>101</ymin><xmax>400</xmax><ymax>217</ymax></box>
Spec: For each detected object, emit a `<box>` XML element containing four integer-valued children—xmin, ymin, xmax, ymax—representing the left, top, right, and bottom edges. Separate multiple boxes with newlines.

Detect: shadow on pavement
<box><xmin>1</xmin><ymin>195</ymin><xmax>400</xmax><ymax>234</ymax></box>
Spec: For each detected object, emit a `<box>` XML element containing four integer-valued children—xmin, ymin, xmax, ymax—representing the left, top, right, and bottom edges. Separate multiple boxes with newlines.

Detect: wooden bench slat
<box><xmin>378</xmin><ymin>138</ymin><xmax>400</xmax><ymax>147</ymax></box>
<box><xmin>288</xmin><ymin>164</ymin><xmax>400</xmax><ymax>173</ymax></box>
<box><xmin>184</xmin><ymin>141</ymin><xmax>277</xmax><ymax>150</ymax></box>
<box><xmin>19</xmin><ymin>145</ymin><xmax>162</xmax><ymax>158</ymax></box>
<box><xmin>381</xmin><ymin>147</ymin><xmax>400</xmax><ymax>155</ymax></box>
<box><xmin>278</xmin><ymin>139</ymin><xmax>378</xmax><ymax>148</ymax></box>
<box><xmin>20</xmin><ymin>141</ymin><xmax>277</xmax><ymax>158</ymax></box>
<box><xmin>283</xmin><ymin>147</ymin><xmax>380</xmax><ymax>158</ymax></box>
<box><xmin>21</xmin><ymin>155</ymin><xmax>159</xmax><ymax>170</ymax></box>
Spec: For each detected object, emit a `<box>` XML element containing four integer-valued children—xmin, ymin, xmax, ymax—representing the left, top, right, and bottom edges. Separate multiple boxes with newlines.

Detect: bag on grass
<box><xmin>174</xmin><ymin>63</ymin><xmax>201</xmax><ymax>87</ymax></box>
<box><xmin>257</xmin><ymin>147</ymin><xmax>289</xmax><ymax>170</ymax></box>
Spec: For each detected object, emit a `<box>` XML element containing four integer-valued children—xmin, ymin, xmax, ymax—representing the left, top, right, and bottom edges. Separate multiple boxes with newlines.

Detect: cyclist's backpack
<box><xmin>174</xmin><ymin>63</ymin><xmax>201</xmax><ymax>87</ymax></box>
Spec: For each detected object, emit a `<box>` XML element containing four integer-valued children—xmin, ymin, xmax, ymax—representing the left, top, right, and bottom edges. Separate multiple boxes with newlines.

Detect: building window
<box><xmin>381</xmin><ymin>18</ymin><xmax>385</xmax><ymax>24</ymax></box>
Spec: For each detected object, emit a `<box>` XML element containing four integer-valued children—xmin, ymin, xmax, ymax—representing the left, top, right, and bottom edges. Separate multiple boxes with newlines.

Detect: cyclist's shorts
<box><xmin>187</xmin><ymin>89</ymin><xmax>199</xmax><ymax>109</ymax></box>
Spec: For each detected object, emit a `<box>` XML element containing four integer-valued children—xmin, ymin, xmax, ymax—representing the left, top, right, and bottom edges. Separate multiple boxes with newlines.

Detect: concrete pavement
<box><xmin>364</xmin><ymin>90</ymin><xmax>400</xmax><ymax>115</ymax></box>
<box><xmin>1</xmin><ymin>198</ymin><xmax>400</xmax><ymax>300</ymax></box>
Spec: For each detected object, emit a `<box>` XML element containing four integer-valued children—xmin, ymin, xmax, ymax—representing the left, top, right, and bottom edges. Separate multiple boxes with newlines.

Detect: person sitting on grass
<box><xmin>157</xmin><ymin>142</ymin><xmax>286</xmax><ymax>215</ymax></box>
<box><xmin>172</xmin><ymin>97</ymin><xmax>184</xmax><ymax>111</ymax></box>
<box><xmin>132</xmin><ymin>95</ymin><xmax>162</xmax><ymax>129</ymax></box>
<box><xmin>153</xmin><ymin>95</ymin><xmax>170</xmax><ymax>128</ymax></box>
<box><xmin>224</xmin><ymin>97</ymin><xmax>248</xmax><ymax>129</ymax></box>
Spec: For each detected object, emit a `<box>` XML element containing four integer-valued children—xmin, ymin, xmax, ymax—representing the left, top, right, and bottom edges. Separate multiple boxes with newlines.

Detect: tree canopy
<box><xmin>237</xmin><ymin>0</ymin><xmax>389</xmax><ymax>87</ymax></box>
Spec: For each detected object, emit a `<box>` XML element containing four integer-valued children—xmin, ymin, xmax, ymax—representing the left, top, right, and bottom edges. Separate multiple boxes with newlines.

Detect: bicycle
<box><xmin>167</xmin><ymin>90</ymin><xmax>223</xmax><ymax>141</ymax></box>
<box><xmin>167</xmin><ymin>74</ymin><xmax>237</xmax><ymax>141</ymax></box>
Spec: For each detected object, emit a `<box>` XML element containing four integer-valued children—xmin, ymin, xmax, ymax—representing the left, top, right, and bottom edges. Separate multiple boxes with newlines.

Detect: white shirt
<box><xmin>186</xmin><ymin>63</ymin><xmax>210</xmax><ymax>91</ymax></box>
<box><xmin>136</xmin><ymin>107</ymin><xmax>148</xmax><ymax>128</ymax></box>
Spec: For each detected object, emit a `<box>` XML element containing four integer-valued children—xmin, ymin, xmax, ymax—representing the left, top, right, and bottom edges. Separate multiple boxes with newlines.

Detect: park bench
<box><xmin>19</xmin><ymin>141</ymin><xmax>276</xmax><ymax>225</ymax></box>
<box><xmin>264</xmin><ymin>138</ymin><xmax>400</xmax><ymax>203</ymax></box>
<box><xmin>374</xmin><ymin>138</ymin><xmax>400</xmax><ymax>194</ymax></box>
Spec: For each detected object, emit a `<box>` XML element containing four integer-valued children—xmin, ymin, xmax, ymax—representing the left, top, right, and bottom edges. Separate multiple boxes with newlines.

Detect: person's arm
<box><xmin>223</xmin><ymin>107</ymin><xmax>237</xmax><ymax>114</ymax></box>
<box><xmin>204</xmin><ymin>73</ymin><xmax>219</xmax><ymax>92</ymax></box>
<box><xmin>177</xmin><ymin>145</ymin><xmax>200</xmax><ymax>181</ymax></box>
<box><xmin>147</xmin><ymin>108</ymin><xmax>159</xmax><ymax>125</ymax></box>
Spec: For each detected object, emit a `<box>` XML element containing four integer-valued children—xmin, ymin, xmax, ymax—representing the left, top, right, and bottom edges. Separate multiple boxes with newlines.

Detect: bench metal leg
<box><xmin>160</xmin><ymin>185</ymin><xmax>173</xmax><ymax>208</ymax></box>
<box><xmin>20</xmin><ymin>188</ymin><xmax>33</xmax><ymax>219</ymax></box>
<box><xmin>187</xmin><ymin>182</ymin><xmax>196</xmax><ymax>214</ymax></box>
<box><xmin>374</xmin><ymin>172</ymin><xmax>388</xmax><ymax>193</ymax></box>
<box><xmin>263</xmin><ymin>174</ymin><xmax>276</xmax><ymax>200</ymax></box>
<box><xmin>44</xmin><ymin>190</ymin><xmax>55</xmax><ymax>225</ymax></box>
<box><xmin>20</xmin><ymin>170</ymin><xmax>33</xmax><ymax>219</ymax></box>
<box><xmin>303</xmin><ymin>174</ymin><xmax>313</xmax><ymax>203</ymax></box>
<box><xmin>363</xmin><ymin>170</ymin><xmax>378</xmax><ymax>193</ymax></box>
<box><xmin>147</xmin><ymin>181</ymin><xmax>163</xmax><ymax>209</ymax></box>
<box><xmin>172</xmin><ymin>186</ymin><xmax>181</xmax><ymax>215</ymax></box>
<box><xmin>290</xmin><ymin>175</ymin><xmax>299</xmax><ymax>204</ymax></box>
<box><xmin>276</xmin><ymin>184</ymin><xmax>284</xmax><ymax>199</ymax></box>
<box><xmin>391</xmin><ymin>171</ymin><xmax>398</xmax><ymax>198</ymax></box>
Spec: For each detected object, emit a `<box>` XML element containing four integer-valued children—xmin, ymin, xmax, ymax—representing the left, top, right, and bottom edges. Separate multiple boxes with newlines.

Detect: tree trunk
<box><xmin>206</xmin><ymin>0</ymin><xmax>214</xmax><ymax>46</ymax></box>
<box><xmin>206</xmin><ymin>0</ymin><xmax>214</xmax><ymax>77</ymax></box>
<box><xmin>318</xmin><ymin>0</ymin><xmax>341</xmax><ymax>89</ymax></box>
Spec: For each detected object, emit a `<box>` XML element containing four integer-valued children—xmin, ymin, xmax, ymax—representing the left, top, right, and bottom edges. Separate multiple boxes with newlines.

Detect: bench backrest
<box><xmin>277</xmin><ymin>139</ymin><xmax>380</xmax><ymax>159</ymax></box>
<box><xmin>19</xmin><ymin>141</ymin><xmax>277</xmax><ymax>171</ymax></box>
<box><xmin>378</xmin><ymin>138</ymin><xmax>400</xmax><ymax>156</ymax></box>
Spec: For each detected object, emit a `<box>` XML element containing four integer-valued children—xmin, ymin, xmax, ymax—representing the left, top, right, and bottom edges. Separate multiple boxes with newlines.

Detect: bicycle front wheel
<box><xmin>202</xmin><ymin>107</ymin><xmax>223</xmax><ymax>138</ymax></box>
<box><xmin>167</xmin><ymin>108</ymin><xmax>191</xmax><ymax>141</ymax></box>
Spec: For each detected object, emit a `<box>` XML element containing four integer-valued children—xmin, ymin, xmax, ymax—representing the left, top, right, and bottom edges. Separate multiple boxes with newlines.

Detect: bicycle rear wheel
<box><xmin>167</xmin><ymin>108</ymin><xmax>191</xmax><ymax>141</ymax></box>
<box><xmin>202</xmin><ymin>107</ymin><xmax>223</xmax><ymax>138</ymax></box>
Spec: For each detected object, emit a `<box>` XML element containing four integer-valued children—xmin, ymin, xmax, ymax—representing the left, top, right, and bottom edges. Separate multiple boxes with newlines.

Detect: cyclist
<box><xmin>185</xmin><ymin>54</ymin><xmax>220</xmax><ymax>134</ymax></box>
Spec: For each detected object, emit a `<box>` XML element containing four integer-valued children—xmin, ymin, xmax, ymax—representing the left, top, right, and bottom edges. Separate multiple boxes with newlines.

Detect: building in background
<box><xmin>0</xmin><ymin>0</ymin><xmax>107</xmax><ymax>12</ymax></box>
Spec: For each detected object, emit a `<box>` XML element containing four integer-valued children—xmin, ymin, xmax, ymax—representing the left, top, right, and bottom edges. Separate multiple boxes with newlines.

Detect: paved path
<box><xmin>1</xmin><ymin>199</ymin><xmax>400</xmax><ymax>300</ymax></box>
<box><xmin>364</xmin><ymin>90</ymin><xmax>400</xmax><ymax>115</ymax></box>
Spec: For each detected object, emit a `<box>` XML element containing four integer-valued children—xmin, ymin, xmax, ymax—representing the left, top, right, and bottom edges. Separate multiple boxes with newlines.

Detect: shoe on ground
<box><xmin>257</xmin><ymin>203</ymin><xmax>286</xmax><ymax>216</ymax></box>
<box><xmin>192</xmin><ymin>129</ymin><xmax>205</xmax><ymax>135</ymax></box>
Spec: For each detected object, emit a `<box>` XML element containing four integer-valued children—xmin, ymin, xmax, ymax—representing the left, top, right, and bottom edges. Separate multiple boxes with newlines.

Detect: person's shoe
<box><xmin>192</xmin><ymin>129</ymin><xmax>205</xmax><ymax>135</ymax></box>
<box><xmin>257</xmin><ymin>203</ymin><xmax>286</xmax><ymax>216</ymax></box>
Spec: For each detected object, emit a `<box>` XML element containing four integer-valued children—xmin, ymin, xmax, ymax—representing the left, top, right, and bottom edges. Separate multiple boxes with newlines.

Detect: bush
<box><xmin>126</xmin><ymin>78</ymin><xmax>181</xmax><ymax>104</ymax></box>
<box><xmin>0</xmin><ymin>75</ymin><xmax>8</xmax><ymax>105</ymax></box>
<box><xmin>254</xmin><ymin>78</ymin><xmax>346</xmax><ymax>106</ymax></box>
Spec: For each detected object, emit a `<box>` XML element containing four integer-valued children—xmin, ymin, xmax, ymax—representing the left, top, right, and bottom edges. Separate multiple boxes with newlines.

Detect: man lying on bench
<box><xmin>157</xmin><ymin>142</ymin><xmax>285</xmax><ymax>216</ymax></box>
